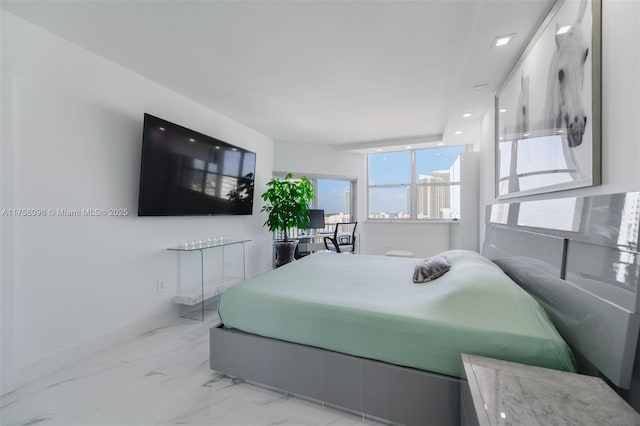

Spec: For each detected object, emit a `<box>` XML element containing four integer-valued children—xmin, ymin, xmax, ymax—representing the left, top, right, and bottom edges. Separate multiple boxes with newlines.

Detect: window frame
<box><xmin>366</xmin><ymin>145</ymin><xmax>468</xmax><ymax>222</ymax></box>
<box><xmin>272</xmin><ymin>172</ymin><xmax>357</xmax><ymax>224</ymax></box>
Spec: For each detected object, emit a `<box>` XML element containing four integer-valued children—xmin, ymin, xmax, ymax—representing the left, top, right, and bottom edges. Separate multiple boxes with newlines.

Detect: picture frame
<box><xmin>495</xmin><ymin>0</ymin><xmax>601</xmax><ymax>199</ymax></box>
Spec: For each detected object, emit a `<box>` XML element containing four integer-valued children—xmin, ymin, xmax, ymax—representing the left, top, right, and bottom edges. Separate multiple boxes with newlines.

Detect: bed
<box><xmin>210</xmin><ymin>191</ymin><xmax>640</xmax><ymax>426</ymax></box>
<box><xmin>219</xmin><ymin>250</ymin><xmax>574</xmax><ymax>377</ymax></box>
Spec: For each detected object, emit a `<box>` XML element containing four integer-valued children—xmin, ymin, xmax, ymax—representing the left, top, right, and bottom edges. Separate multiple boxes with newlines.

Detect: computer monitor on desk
<box><xmin>307</xmin><ymin>209</ymin><xmax>325</xmax><ymax>231</ymax></box>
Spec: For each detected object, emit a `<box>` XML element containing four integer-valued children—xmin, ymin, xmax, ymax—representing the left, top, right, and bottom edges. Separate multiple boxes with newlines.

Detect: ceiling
<box><xmin>1</xmin><ymin>0</ymin><xmax>553</xmax><ymax>147</ymax></box>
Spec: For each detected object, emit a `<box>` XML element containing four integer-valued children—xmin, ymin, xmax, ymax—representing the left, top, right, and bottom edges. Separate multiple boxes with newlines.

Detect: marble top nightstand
<box><xmin>461</xmin><ymin>354</ymin><xmax>640</xmax><ymax>426</ymax></box>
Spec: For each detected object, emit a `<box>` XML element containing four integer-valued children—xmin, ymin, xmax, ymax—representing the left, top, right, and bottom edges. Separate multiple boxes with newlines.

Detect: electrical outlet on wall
<box><xmin>156</xmin><ymin>280</ymin><xmax>165</xmax><ymax>293</ymax></box>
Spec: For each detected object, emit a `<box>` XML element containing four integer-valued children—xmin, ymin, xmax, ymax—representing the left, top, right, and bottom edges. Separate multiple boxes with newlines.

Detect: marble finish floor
<box><xmin>0</xmin><ymin>312</ymin><xmax>384</xmax><ymax>426</ymax></box>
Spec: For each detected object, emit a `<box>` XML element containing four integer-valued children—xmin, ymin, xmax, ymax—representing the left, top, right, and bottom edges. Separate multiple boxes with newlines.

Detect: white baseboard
<box><xmin>17</xmin><ymin>306</ymin><xmax>179</xmax><ymax>387</ymax></box>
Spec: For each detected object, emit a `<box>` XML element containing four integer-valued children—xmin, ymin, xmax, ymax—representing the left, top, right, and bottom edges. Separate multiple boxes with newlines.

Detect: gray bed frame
<box><xmin>210</xmin><ymin>191</ymin><xmax>640</xmax><ymax>425</ymax></box>
<box><xmin>210</xmin><ymin>325</ymin><xmax>462</xmax><ymax>425</ymax></box>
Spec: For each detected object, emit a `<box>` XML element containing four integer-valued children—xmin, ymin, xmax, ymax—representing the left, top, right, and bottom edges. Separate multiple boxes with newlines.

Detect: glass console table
<box><xmin>168</xmin><ymin>239</ymin><xmax>250</xmax><ymax>320</ymax></box>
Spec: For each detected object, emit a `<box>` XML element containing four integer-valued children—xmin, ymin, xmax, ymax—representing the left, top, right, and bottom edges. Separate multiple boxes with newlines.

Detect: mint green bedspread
<box><xmin>218</xmin><ymin>250</ymin><xmax>575</xmax><ymax>378</ymax></box>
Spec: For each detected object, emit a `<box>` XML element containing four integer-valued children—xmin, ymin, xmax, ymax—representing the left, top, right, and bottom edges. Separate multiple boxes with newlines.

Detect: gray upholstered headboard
<box><xmin>483</xmin><ymin>192</ymin><xmax>640</xmax><ymax>389</ymax></box>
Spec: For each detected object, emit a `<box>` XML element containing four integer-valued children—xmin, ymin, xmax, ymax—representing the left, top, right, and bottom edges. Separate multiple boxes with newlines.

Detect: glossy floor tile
<box><xmin>0</xmin><ymin>312</ymin><xmax>384</xmax><ymax>426</ymax></box>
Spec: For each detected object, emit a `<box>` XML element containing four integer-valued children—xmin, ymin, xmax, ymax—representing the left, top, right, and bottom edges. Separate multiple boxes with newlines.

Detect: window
<box><xmin>316</xmin><ymin>179</ymin><xmax>353</xmax><ymax>227</ymax></box>
<box><xmin>367</xmin><ymin>146</ymin><xmax>467</xmax><ymax>220</ymax></box>
<box><xmin>273</xmin><ymin>174</ymin><xmax>356</xmax><ymax>232</ymax></box>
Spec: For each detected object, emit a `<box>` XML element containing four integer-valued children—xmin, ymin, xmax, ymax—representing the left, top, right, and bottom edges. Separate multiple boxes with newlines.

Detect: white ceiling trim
<box><xmin>335</xmin><ymin>134</ymin><xmax>443</xmax><ymax>152</ymax></box>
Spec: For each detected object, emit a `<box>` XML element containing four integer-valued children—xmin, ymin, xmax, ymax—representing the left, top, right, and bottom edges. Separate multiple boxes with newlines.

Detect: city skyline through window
<box><xmin>368</xmin><ymin>145</ymin><xmax>466</xmax><ymax>220</ymax></box>
<box><xmin>317</xmin><ymin>180</ymin><xmax>351</xmax><ymax>221</ymax></box>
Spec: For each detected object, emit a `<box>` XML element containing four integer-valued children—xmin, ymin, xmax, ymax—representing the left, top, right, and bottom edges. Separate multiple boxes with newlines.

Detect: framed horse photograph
<box><xmin>495</xmin><ymin>0</ymin><xmax>601</xmax><ymax>199</ymax></box>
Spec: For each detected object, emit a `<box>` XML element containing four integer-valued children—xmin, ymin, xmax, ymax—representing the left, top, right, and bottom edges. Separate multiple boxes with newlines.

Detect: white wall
<box><xmin>478</xmin><ymin>109</ymin><xmax>496</xmax><ymax>246</ymax></box>
<box><xmin>1</xmin><ymin>20</ymin><xmax>17</xmax><ymax>392</ymax></box>
<box><xmin>478</xmin><ymin>0</ymin><xmax>640</xmax><ymax>247</ymax></box>
<box><xmin>459</xmin><ymin>152</ymin><xmax>480</xmax><ymax>251</ymax></box>
<box><xmin>274</xmin><ymin>140</ymin><xmax>364</xmax><ymax>182</ymax></box>
<box><xmin>363</xmin><ymin>222</ymin><xmax>457</xmax><ymax>257</ymax></box>
<box><xmin>0</xmin><ymin>11</ymin><xmax>274</xmax><ymax>390</ymax></box>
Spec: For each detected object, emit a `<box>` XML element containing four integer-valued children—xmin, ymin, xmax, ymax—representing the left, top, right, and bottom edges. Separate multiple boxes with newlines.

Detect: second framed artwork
<box><xmin>495</xmin><ymin>0</ymin><xmax>601</xmax><ymax>199</ymax></box>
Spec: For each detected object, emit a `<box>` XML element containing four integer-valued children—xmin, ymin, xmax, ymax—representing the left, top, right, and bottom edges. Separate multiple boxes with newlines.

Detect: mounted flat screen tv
<box><xmin>138</xmin><ymin>114</ymin><xmax>256</xmax><ymax>216</ymax></box>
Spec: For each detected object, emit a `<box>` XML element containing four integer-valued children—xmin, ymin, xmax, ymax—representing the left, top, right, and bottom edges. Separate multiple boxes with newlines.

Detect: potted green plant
<box><xmin>261</xmin><ymin>173</ymin><xmax>315</xmax><ymax>267</ymax></box>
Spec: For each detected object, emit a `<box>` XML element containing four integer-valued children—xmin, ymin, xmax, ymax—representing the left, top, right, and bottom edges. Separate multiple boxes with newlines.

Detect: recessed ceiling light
<box><xmin>557</xmin><ymin>129</ymin><xmax>564</xmax><ymax>134</ymax></box>
<box><xmin>523</xmin><ymin>133</ymin><xmax>531</xmax><ymax>137</ymax></box>
<box><xmin>499</xmin><ymin>137</ymin><xmax>504</xmax><ymax>140</ymax></box>
<box><xmin>232</xmin><ymin>148</ymin><xmax>237</xmax><ymax>151</ymax></box>
<box><xmin>188</xmin><ymin>138</ymin><xmax>195</xmax><ymax>142</ymax></box>
<box><xmin>462</xmin><ymin>113</ymin><xmax>471</xmax><ymax>118</ymax></box>
<box><xmin>405</xmin><ymin>145</ymin><xmax>412</xmax><ymax>149</ymax></box>
<box><xmin>376</xmin><ymin>148</ymin><xmax>383</xmax><ymax>152</ymax></box>
<box><xmin>499</xmin><ymin>109</ymin><xmax>507</xmax><ymax>113</ymax></box>
<box><xmin>437</xmin><ymin>142</ymin><xmax>444</xmax><ymax>146</ymax></box>
<box><xmin>455</xmin><ymin>131</ymin><xmax>463</xmax><ymax>135</ymax></box>
<box><xmin>493</xmin><ymin>34</ymin><xmax>515</xmax><ymax>47</ymax></box>
<box><xmin>215</xmin><ymin>146</ymin><xmax>220</xmax><ymax>149</ymax></box>
<box><xmin>159</xmin><ymin>127</ymin><xmax>165</xmax><ymax>131</ymax></box>
<box><xmin>556</xmin><ymin>25</ymin><xmax>571</xmax><ymax>35</ymax></box>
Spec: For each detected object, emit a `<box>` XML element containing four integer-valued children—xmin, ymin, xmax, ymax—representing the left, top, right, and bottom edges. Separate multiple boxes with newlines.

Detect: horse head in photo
<box><xmin>545</xmin><ymin>0</ymin><xmax>590</xmax><ymax>148</ymax></box>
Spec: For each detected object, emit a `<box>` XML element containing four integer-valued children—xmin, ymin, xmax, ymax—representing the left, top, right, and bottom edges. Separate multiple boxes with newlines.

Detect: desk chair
<box><xmin>324</xmin><ymin>222</ymin><xmax>357</xmax><ymax>253</ymax></box>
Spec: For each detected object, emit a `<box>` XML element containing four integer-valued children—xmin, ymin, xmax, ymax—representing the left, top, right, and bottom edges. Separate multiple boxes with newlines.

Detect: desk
<box><xmin>296</xmin><ymin>233</ymin><xmax>331</xmax><ymax>257</ymax></box>
<box><xmin>461</xmin><ymin>354</ymin><xmax>640</xmax><ymax>426</ymax></box>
